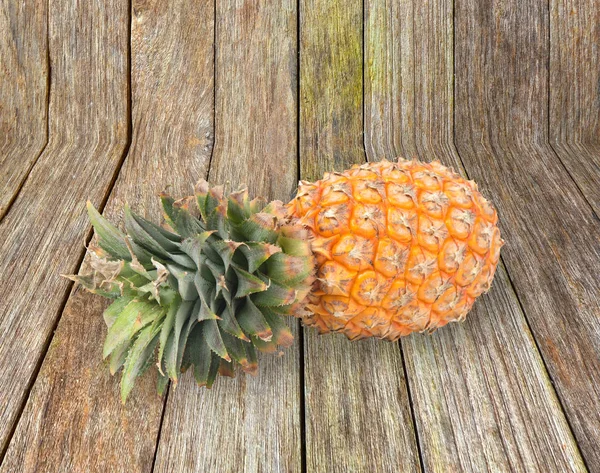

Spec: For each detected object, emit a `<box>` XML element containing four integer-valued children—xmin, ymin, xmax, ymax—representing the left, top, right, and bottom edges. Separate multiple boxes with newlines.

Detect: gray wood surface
<box><xmin>0</xmin><ymin>0</ymin><xmax>48</xmax><ymax>219</ymax></box>
<box><xmin>0</xmin><ymin>0</ymin><xmax>599</xmax><ymax>471</ymax></box>
<box><xmin>364</xmin><ymin>0</ymin><xmax>586</xmax><ymax>471</ymax></box>
<box><xmin>300</xmin><ymin>1</ymin><xmax>422</xmax><ymax>472</ymax></box>
<box><xmin>0</xmin><ymin>1</ymin><xmax>214</xmax><ymax>471</ymax></box>
<box><xmin>549</xmin><ymin>0</ymin><xmax>600</xmax><ymax>214</ymax></box>
<box><xmin>454</xmin><ymin>0</ymin><xmax>600</xmax><ymax>469</ymax></box>
<box><xmin>153</xmin><ymin>1</ymin><xmax>302</xmax><ymax>471</ymax></box>
<box><xmin>0</xmin><ymin>0</ymin><xmax>129</xmax><ymax>458</ymax></box>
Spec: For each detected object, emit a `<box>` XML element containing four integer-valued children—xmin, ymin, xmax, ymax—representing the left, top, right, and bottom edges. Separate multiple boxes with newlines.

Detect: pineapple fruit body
<box><xmin>287</xmin><ymin>158</ymin><xmax>503</xmax><ymax>341</ymax></box>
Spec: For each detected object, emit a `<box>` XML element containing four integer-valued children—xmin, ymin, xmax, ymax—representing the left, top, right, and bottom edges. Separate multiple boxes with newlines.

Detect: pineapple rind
<box><xmin>287</xmin><ymin>158</ymin><xmax>504</xmax><ymax>341</ymax></box>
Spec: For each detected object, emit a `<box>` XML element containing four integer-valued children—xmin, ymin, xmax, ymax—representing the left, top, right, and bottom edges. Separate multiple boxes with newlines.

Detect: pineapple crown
<box><xmin>68</xmin><ymin>180</ymin><xmax>314</xmax><ymax>402</ymax></box>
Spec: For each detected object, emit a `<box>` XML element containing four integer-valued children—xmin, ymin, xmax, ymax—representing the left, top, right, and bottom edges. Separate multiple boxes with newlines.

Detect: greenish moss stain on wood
<box><xmin>300</xmin><ymin>0</ymin><xmax>365</xmax><ymax>181</ymax></box>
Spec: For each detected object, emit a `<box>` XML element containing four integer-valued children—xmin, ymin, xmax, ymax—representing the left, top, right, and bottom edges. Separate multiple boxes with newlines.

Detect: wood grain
<box><xmin>549</xmin><ymin>0</ymin><xmax>600</xmax><ymax>214</ymax></box>
<box><xmin>300</xmin><ymin>1</ymin><xmax>421</xmax><ymax>472</ymax></box>
<box><xmin>0</xmin><ymin>0</ymin><xmax>214</xmax><ymax>471</ymax></box>
<box><xmin>550</xmin><ymin>0</ymin><xmax>600</xmax><ymax>145</ymax></box>
<box><xmin>0</xmin><ymin>0</ymin><xmax>129</xmax><ymax>457</ymax></box>
<box><xmin>454</xmin><ymin>0</ymin><xmax>600</xmax><ymax>469</ymax></box>
<box><xmin>300</xmin><ymin>0</ymin><xmax>364</xmax><ymax>180</ymax></box>
<box><xmin>0</xmin><ymin>0</ymin><xmax>48</xmax><ymax>219</ymax></box>
<box><xmin>364</xmin><ymin>1</ymin><xmax>585</xmax><ymax>471</ymax></box>
<box><xmin>152</xmin><ymin>1</ymin><xmax>301</xmax><ymax>471</ymax></box>
<box><xmin>364</xmin><ymin>0</ymin><xmax>416</xmax><ymax>158</ymax></box>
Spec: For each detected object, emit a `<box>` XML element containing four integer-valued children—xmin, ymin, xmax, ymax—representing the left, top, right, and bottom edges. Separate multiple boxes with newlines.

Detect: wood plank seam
<box><xmin>498</xmin><ymin>255</ymin><xmax>590</xmax><ymax>469</ymax></box>
<box><xmin>296</xmin><ymin>6</ymin><xmax>307</xmax><ymax>471</ymax></box>
<box><xmin>396</xmin><ymin>2</ymin><xmax>551</xmax><ymax>466</ymax></box>
<box><xmin>200</xmin><ymin>0</ymin><xmax>218</xmax><ymax>183</ymax></box>
<box><xmin>149</xmin><ymin>389</ymin><xmax>170</xmax><ymax>473</ymax></box>
<box><xmin>548</xmin><ymin>0</ymin><xmax>600</xmax><ymax>218</ymax></box>
<box><xmin>399</xmin><ymin>345</ymin><xmax>426</xmax><ymax>471</ymax></box>
<box><xmin>0</xmin><ymin>0</ymin><xmax>134</xmax><ymax>463</ymax></box>
<box><xmin>300</xmin><ymin>0</ymin><xmax>423</xmax><ymax>470</ymax></box>
<box><xmin>545</xmin><ymin>19</ymin><xmax>600</xmax><ymax>223</ymax></box>
<box><xmin>546</xmin><ymin>127</ymin><xmax>600</xmax><ymax>223</ymax></box>
<box><xmin>152</xmin><ymin>2</ymin><xmax>302</xmax><ymax>470</ymax></box>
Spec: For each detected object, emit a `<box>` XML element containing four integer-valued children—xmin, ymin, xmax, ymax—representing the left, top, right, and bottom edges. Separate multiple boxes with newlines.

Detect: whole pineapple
<box><xmin>71</xmin><ymin>157</ymin><xmax>502</xmax><ymax>400</ymax></box>
<box><xmin>287</xmin><ymin>158</ymin><xmax>503</xmax><ymax>340</ymax></box>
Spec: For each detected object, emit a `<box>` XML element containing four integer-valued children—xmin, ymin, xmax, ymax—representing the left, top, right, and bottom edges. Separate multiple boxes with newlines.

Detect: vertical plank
<box><xmin>549</xmin><ymin>0</ymin><xmax>600</xmax><ymax>213</ymax></box>
<box><xmin>364</xmin><ymin>0</ymin><xmax>416</xmax><ymax>158</ymax></box>
<box><xmin>365</xmin><ymin>0</ymin><xmax>585</xmax><ymax>471</ymax></box>
<box><xmin>412</xmin><ymin>0</ymin><xmax>455</xmax><ymax>160</ymax></box>
<box><xmin>0</xmin><ymin>0</ymin><xmax>129</xmax><ymax>457</ymax></box>
<box><xmin>0</xmin><ymin>1</ymin><xmax>214</xmax><ymax>471</ymax></box>
<box><xmin>300</xmin><ymin>0</ymin><xmax>364</xmax><ymax>178</ymax></box>
<box><xmin>454</xmin><ymin>0</ymin><xmax>600</xmax><ymax>469</ymax></box>
<box><xmin>0</xmin><ymin>0</ymin><xmax>48</xmax><ymax>219</ymax></box>
<box><xmin>153</xmin><ymin>1</ymin><xmax>301</xmax><ymax>471</ymax></box>
<box><xmin>300</xmin><ymin>1</ymin><xmax>422</xmax><ymax>472</ymax></box>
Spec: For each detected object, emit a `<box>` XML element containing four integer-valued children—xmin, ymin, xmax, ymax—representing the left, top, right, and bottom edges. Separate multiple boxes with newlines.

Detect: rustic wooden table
<box><xmin>1</xmin><ymin>0</ymin><xmax>599</xmax><ymax>472</ymax></box>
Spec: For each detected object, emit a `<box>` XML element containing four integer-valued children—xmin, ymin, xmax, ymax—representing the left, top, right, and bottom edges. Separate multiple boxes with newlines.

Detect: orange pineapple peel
<box><xmin>287</xmin><ymin>158</ymin><xmax>504</xmax><ymax>341</ymax></box>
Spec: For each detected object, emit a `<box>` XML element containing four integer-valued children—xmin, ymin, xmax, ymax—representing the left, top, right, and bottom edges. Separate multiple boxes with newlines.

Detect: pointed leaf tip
<box><xmin>195</xmin><ymin>179</ymin><xmax>209</xmax><ymax>194</ymax></box>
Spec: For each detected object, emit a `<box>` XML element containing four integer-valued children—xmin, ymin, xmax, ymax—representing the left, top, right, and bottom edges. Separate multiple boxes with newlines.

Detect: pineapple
<box><xmin>287</xmin><ymin>158</ymin><xmax>503</xmax><ymax>340</ymax></box>
<box><xmin>70</xmin><ymin>157</ymin><xmax>502</xmax><ymax>400</ymax></box>
<box><xmin>67</xmin><ymin>182</ymin><xmax>314</xmax><ymax>402</ymax></box>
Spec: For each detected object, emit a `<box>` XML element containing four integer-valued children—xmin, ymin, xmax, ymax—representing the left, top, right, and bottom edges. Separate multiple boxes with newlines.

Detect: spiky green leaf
<box><xmin>252</xmin><ymin>275</ymin><xmax>297</xmax><ymax>307</ymax></box>
<box><xmin>218</xmin><ymin>303</ymin><xmax>249</xmax><ymax>341</ymax></box>
<box><xmin>237</xmin><ymin>297</ymin><xmax>272</xmax><ymax>341</ymax></box>
<box><xmin>165</xmin><ymin>299</ymin><xmax>195</xmax><ymax>382</ymax></box>
<box><xmin>87</xmin><ymin>202</ymin><xmax>130</xmax><ymax>260</ymax></box>
<box><xmin>120</xmin><ymin>324</ymin><xmax>161</xmax><ymax>403</ymax></box>
<box><xmin>187</xmin><ymin>324</ymin><xmax>212</xmax><ymax>387</ymax></box>
<box><xmin>238</xmin><ymin>242</ymin><xmax>281</xmax><ymax>273</ymax></box>
<box><xmin>103</xmin><ymin>299</ymin><xmax>165</xmax><ymax>358</ymax></box>
<box><xmin>203</xmin><ymin>319</ymin><xmax>230</xmax><ymax>361</ymax></box>
<box><xmin>231</xmin><ymin>265</ymin><xmax>268</xmax><ymax>298</ymax></box>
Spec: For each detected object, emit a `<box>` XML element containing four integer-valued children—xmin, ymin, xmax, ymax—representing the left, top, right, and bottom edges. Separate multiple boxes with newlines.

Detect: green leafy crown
<box><xmin>68</xmin><ymin>180</ymin><xmax>314</xmax><ymax>402</ymax></box>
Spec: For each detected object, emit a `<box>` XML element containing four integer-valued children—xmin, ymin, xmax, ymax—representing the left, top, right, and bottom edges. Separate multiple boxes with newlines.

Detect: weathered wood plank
<box><xmin>454</xmin><ymin>0</ymin><xmax>600</xmax><ymax>469</ymax></box>
<box><xmin>300</xmin><ymin>1</ymin><xmax>421</xmax><ymax>472</ymax></box>
<box><xmin>549</xmin><ymin>0</ymin><xmax>600</xmax><ymax>213</ymax></box>
<box><xmin>153</xmin><ymin>2</ymin><xmax>301</xmax><ymax>471</ymax></box>
<box><xmin>364</xmin><ymin>0</ymin><xmax>416</xmax><ymax>158</ymax></box>
<box><xmin>365</xmin><ymin>1</ymin><xmax>585</xmax><ymax>471</ymax></box>
<box><xmin>0</xmin><ymin>0</ymin><xmax>48</xmax><ymax>219</ymax></box>
<box><xmin>0</xmin><ymin>1</ymin><xmax>215</xmax><ymax>471</ymax></box>
<box><xmin>0</xmin><ymin>0</ymin><xmax>129</xmax><ymax>458</ymax></box>
<box><xmin>300</xmin><ymin>0</ymin><xmax>364</xmax><ymax>178</ymax></box>
<box><xmin>550</xmin><ymin>0</ymin><xmax>600</xmax><ymax>145</ymax></box>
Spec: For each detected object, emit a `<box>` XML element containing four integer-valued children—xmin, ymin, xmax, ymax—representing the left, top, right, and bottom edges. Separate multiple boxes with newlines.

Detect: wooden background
<box><xmin>1</xmin><ymin>0</ymin><xmax>599</xmax><ymax>471</ymax></box>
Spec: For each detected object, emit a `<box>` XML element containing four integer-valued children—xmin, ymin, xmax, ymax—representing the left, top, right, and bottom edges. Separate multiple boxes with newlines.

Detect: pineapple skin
<box><xmin>288</xmin><ymin>158</ymin><xmax>504</xmax><ymax>341</ymax></box>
